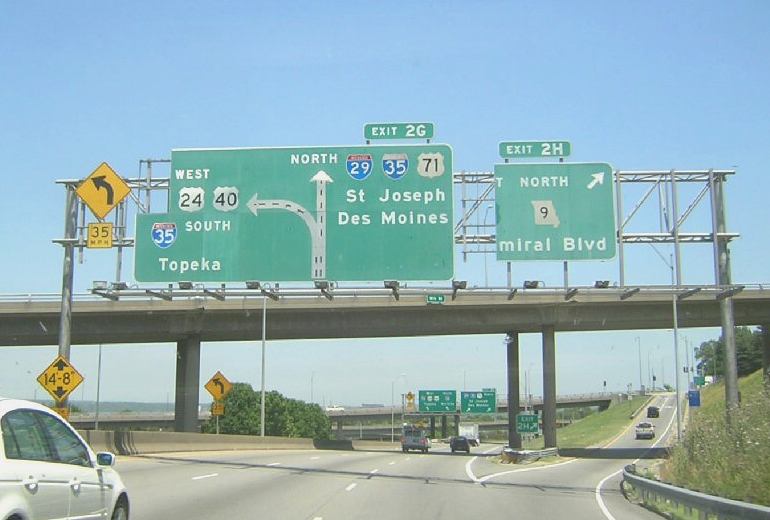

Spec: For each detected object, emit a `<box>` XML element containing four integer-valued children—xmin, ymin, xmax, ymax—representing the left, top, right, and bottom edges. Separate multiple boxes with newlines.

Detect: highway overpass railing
<box><xmin>622</xmin><ymin>464</ymin><xmax>770</xmax><ymax>520</ymax></box>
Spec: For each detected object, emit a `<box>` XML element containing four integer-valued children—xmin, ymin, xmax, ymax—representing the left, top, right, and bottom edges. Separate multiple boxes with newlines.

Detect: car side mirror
<box><xmin>96</xmin><ymin>452</ymin><xmax>116</xmax><ymax>467</ymax></box>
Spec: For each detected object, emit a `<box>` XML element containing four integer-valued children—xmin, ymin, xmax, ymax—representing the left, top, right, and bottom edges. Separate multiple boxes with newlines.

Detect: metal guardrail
<box><xmin>622</xmin><ymin>464</ymin><xmax>770</xmax><ymax>520</ymax></box>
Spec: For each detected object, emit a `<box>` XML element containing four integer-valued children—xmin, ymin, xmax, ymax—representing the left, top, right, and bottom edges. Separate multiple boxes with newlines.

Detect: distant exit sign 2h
<box><xmin>499</xmin><ymin>141</ymin><xmax>571</xmax><ymax>159</ymax></box>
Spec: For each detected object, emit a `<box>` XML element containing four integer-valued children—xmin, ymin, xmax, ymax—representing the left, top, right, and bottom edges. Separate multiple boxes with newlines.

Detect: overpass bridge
<box><xmin>3</xmin><ymin>285</ymin><xmax>769</xmax><ymax>446</ymax></box>
<box><xmin>65</xmin><ymin>393</ymin><xmax>616</xmax><ymax>435</ymax></box>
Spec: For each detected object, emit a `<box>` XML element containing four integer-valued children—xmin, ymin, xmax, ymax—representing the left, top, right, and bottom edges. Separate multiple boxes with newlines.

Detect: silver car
<box><xmin>0</xmin><ymin>397</ymin><xmax>129</xmax><ymax>519</ymax></box>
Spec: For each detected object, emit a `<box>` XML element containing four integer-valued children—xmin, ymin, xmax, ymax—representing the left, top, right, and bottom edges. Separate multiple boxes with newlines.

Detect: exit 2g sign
<box><xmin>365</xmin><ymin>122</ymin><xmax>434</xmax><ymax>140</ymax></box>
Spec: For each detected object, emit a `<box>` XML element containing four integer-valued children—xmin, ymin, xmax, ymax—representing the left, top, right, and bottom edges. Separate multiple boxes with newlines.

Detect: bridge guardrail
<box><xmin>622</xmin><ymin>464</ymin><xmax>770</xmax><ymax>520</ymax></box>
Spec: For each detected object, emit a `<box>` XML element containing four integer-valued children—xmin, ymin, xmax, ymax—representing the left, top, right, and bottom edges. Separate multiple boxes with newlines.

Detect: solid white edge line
<box><xmin>345</xmin><ymin>483</ymin><xmax>357</xmax><ymax>491</ymax></box>
<box><xmin>595</xmin><ymin>394</ymin><xmax>678</xmax><ymax>519</ymax></box>
<box><xmin>595</xmin><ymin>469</ymin><xmax>623</xmax><ymax>520</ymax></box>
<box><xmin>191</xmin><ymin>473</ymin><xmax>219</xmax><ymax>480</ymax></box>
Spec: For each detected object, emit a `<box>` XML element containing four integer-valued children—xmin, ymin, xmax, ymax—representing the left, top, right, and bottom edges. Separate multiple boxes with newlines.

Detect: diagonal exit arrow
<box><xmin>586</xmin><ymin>172</ymin><xmax>605</xmax><ymax>190</ymax></box>
<box><xmin>92</xmin><ymin>175</ymin><xmax>115</xmax><ymax>205</ymax></box>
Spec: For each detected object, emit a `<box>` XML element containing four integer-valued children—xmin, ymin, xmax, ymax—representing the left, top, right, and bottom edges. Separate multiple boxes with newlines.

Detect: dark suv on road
<box><xmin>450</xmin><ymin>436</ymin><xmax>471</xmax><ymax>453</ymax></box>
<box><xmin>647</xmin><ymin>406</ymin><xmax>660</xmax><ymax>418</ymax></box>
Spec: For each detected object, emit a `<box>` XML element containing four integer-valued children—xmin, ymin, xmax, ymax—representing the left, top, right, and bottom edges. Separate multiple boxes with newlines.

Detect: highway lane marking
<box><xmin>595</xmin><ymin>395</ymin><xmax>677</xmax><ymax>520</ymax></box>
<box><xmin>191</xmin><ymin>473</ymin><xmax>219</xmax><ymax>480</ymax></box>
<box><xmin>267</xmin><ymin>462</ymin><xmax>282</xmax><ymax>466</ymax></box>
<box><xmin>345</xmin><ymin>483</ymin><xmax>357</xmax><ymax>492</ymax></box>
<box><xmin>311</xmin><ymin>456</ymin><xmax>321</xmax><ymax>460</ymax></box>
<box><xmin>388</xmin><ymin>461</ymin><xmax>396</xmax><ymax>465</ymax></box>
<box><xmin>595</xmin><ymin>470</ymin><xmax>623</xmax><ymax>520</ymax></box>
<box><xmin>370</xmin><ymin>469</ymin><xmax>379</xmax><ymax>474</ymax></box>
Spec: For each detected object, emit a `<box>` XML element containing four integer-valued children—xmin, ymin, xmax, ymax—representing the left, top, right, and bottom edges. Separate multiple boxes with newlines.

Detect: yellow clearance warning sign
<box><xmin>204</xmin><ymin>371</ymin><xmax>233</xmax><ymax>401</ymax></box>
<box><xmin>76</xmin><ymin>162</ymin><xmax>131</xmax><ymax>219</ymax></box>
<box><xmin>36</xmin><ymin>356</ymin><xmax>84</xmax><ymax>402</ymax></box>
<box><xmin>87</xmin><ymin>222</ymin><xmax>113</xmax><ymax>248</ymax></box>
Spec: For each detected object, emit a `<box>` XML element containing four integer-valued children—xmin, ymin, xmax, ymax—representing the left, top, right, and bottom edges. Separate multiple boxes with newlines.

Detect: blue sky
<box><xmin>1</xmin><ymin>1</ymin><xmax>768</xmax><ymax>405</ymax></box>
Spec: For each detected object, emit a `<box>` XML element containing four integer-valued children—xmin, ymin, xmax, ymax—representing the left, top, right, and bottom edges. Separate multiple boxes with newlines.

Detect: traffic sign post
<box><xmin>418</xmin><ymin>390</ymin><xmax>456</xmax><ymax>413</ymax></box>
<box><xmin>460</xmin><ymin>391</ymin><xmax>496</xmax><ymax>413</ymax></box>
<box><xmin>495</xmin><ymin>162</ymin><xmax>616</xmax><ymax>261</ymax></box>
<box><xmin>516</xmin><ymin>413</ymin><xmax>539</xmax><ymax>434</ymax></box>
<box><xmin>135</xmin><ymin>144</ymin><xmax>453</xmax><ymax>282</ymax></box>
<box><xmin>36</xmin><ymin>356</ymin><xmax>84</xmax><ymax>403</ymax></box>
<box><xmin>499</xmin><ymin>141</ymin><xmax>571</xmax><ymax>159</ymax></box>
<box><xmin>76</xmin><ymin>162</ymin><xmax>131</xmax><ymax>219</ymax></box>
<box><xmin>364</xmin><ymin>122</ymin><xmax>434</xmax><ymax>141</ymax></box>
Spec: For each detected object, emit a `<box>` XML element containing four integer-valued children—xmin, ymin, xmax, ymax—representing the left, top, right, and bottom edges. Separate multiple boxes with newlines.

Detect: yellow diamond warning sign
<box><xmin>76</xmin><ymin>162</ymin><xmax>131</xmax><ymax>219</ymax></box>
<box><xmin>37</xmin><ymin>356</ymin><xmax>84</xmax><ymax>403</ymax></box>
<box><xmin>204</xmin><ymin>371</ymin><xmax>233</xmax><ymax>401</ymax></box>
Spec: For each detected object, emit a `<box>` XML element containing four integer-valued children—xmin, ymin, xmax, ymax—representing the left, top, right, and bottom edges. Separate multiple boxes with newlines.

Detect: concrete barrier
<box><xmin>78</xmin><ymin>430</ymin><xmax>314</xmax><ymax>456</ymax></box>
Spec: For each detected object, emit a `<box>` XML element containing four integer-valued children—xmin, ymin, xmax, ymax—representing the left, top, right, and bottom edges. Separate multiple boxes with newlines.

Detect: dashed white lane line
<box><xmin>345</xmin><ymin>483</ymin><xmax>357</xmax><ymax>492</ymax></box>
<box><xmin>191</xmin><ymin>473</ymin><xmax>218</xmax><ymax>481</ymax></box>
<box><xmin>369</xmin><ymin>469</ymin><xmax>379</xmax><ymax>474</ymax></box>
<box><xmin>388</xmin><ymin>461</ymin><xmax>396</xmax><ymax>465</ymax></box>
<box><xmin>311</xmin><ymin>456</ymin><xmax>321</xmax><ymax>460</ymax></box>
<box><xmin>267</xmin><ymin>462</ymin><xmax>281</xmax><ymax>467</ymax></box>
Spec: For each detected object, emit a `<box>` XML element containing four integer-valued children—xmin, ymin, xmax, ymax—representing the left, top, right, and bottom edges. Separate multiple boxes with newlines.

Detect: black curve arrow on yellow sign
<box><xmin>212</xmin><ymin>378</ymin><xmax>225</xmax><ymax>395</ymax></box>
<box><xmin>92</xmin><ymin>175</ymin><xmax>115</xmax><ymax>205</ymax></box>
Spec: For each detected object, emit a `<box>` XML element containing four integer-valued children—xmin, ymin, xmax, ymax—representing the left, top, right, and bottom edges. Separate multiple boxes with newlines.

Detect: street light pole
<box><xmin>391</xmin><ymin>373</ymin><xmax>405</xmax><ymax>443</ymax></box>
<box><xmin>260</xmin><ymin>292</ymin><xmax>267</xmax><ymax>437</ymax></box>
<box><xmin>636</xmin><ymin>336</ymin><xmax>643</xmax><ymax>394</ymax></box>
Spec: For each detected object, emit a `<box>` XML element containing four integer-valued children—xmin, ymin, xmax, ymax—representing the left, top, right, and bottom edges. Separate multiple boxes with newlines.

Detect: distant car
<box><xmin>450</xmin><ymin>436</ymin><xmax>472</xmax><ymax>453</ymax></box>
<box><xmin>635</xmin><ymin>421</ymin><xmax>656</xmax><ymax>440</ymax></box>
<box><xmin>0</xmin><ymin>397</ymin><xmax>129</xmax><ymax>520</ymax></box>
<box><xmin>647</xmin><ymin>406</ymin><xmax>660</xmax><ymax>418</ymax></box>
<box><xmin>325</xmin><ymin>406</ymin><xmax>345</xmax><ymax>412</ymax></box>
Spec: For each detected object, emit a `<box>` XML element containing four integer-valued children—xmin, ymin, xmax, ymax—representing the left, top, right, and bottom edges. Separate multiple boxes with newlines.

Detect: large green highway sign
<box><xmin>460</xmin><ymin>391</ymin><xmax>496</xmax><ymax>413</ymax></box>
<box><xmin>494</xmin><ymin>162</ymin><xmax>616</xmax><ymax>261</ymax></box>
<box><xmin>418</xmin><ymin>390</ymin><xmax>456</xmax><ymax>413</ymax></box>
<box><xmin>135</xmin><ymin>145</ymin><xmax>453</xmax><ymax>282</ymax></box>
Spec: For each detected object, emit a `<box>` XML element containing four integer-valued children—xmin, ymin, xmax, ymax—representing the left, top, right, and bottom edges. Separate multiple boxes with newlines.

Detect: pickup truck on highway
<box><xmin>635</xmin><ymin>421</ymin><xmax>656</xmax><ymax>440</ymax></box>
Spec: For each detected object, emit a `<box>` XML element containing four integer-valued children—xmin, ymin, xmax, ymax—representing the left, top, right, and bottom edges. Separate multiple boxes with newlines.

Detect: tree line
<box><xmin>202</xmin><ymin>383</ymin><xmax>331</xmax><ymax>439</ymax></box>
<box><xmin>696</xmin><ymin>326</ymin><xmax>766</xmax><ymax>378</ymax></box>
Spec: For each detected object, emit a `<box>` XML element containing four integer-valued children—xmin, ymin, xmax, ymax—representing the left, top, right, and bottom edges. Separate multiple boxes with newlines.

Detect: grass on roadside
<box><xmin>661</xmin><ymin>370</ymin><xmax>770</xmax><ymax>506</ymax></box>
<box><xmin>522</xmin><ymin>396</ymin><xmax>646</xmax><ymax>450</ymax></box>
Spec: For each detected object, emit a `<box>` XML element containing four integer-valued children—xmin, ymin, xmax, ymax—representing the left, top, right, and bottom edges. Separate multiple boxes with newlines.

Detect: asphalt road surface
<box><xmin>116</xmin><ymin>395</ymin><xmax>676</xmax><ymax>520</ymax></box>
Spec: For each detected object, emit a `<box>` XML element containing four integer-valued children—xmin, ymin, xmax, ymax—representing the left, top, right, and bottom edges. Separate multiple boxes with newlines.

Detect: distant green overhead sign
<box><xmin>365</xmin><ymin>122</ymin><xmax>434</xmax><ymax>141</ymax></box>
<box><xmin>494</xmin><ymin>162</ymin><xmax>616</xmax><ymax>261</ymax></box>
<box><xmin>461</xmin><ymin>391</ymin><xmax>496</xmax><ymax>413</ymax></box>
<box><xmin>134</xmin><ymin>144</ymin><xmax>453</xmax><ymax>282</ymax></box>
<box><xmin>499</xmin><ymin>141</ymin><xmax>571</xmax><ymax>158</ymax></box>
<box><xmin>419</xmin><ymin>390</ymin><xmax>456</xmax><ymax>413</ymax></box>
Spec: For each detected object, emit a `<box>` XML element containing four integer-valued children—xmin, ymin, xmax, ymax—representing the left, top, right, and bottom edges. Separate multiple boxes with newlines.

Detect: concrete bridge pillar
<box><xmin>542</xmin><ymin>326</ymin><xmax>557</xmax><ymax>448</ymax></box>
<box><xmin>441</xmin><ymin>415</ymin><xmax>447</xmax><ymax>438</ymax></box>
<box><xmin>174</xmin><ymin>335</ymin><xmax>201</xmax><ymax>432</ymax></box>
<box><xmin>506</xmin><ymin>331</ymin><xmax>522</xmax><ymax>449</ymax></box>
<box><xmin>429</xmin><ymin>416</ymin><xmax>436</xmax><ymax>438</ymax></box>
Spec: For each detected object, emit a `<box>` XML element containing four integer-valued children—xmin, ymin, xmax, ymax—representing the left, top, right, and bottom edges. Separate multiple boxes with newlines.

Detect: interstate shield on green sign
<box><xmin>494</xmin><ymin>162</ymin><xmax>616</xmax><ymax>261</ymax></box>
<box><xmin>134</xmin><ymin>144</ymin><xmax>453</xmax><ymax>282</ymax></box>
